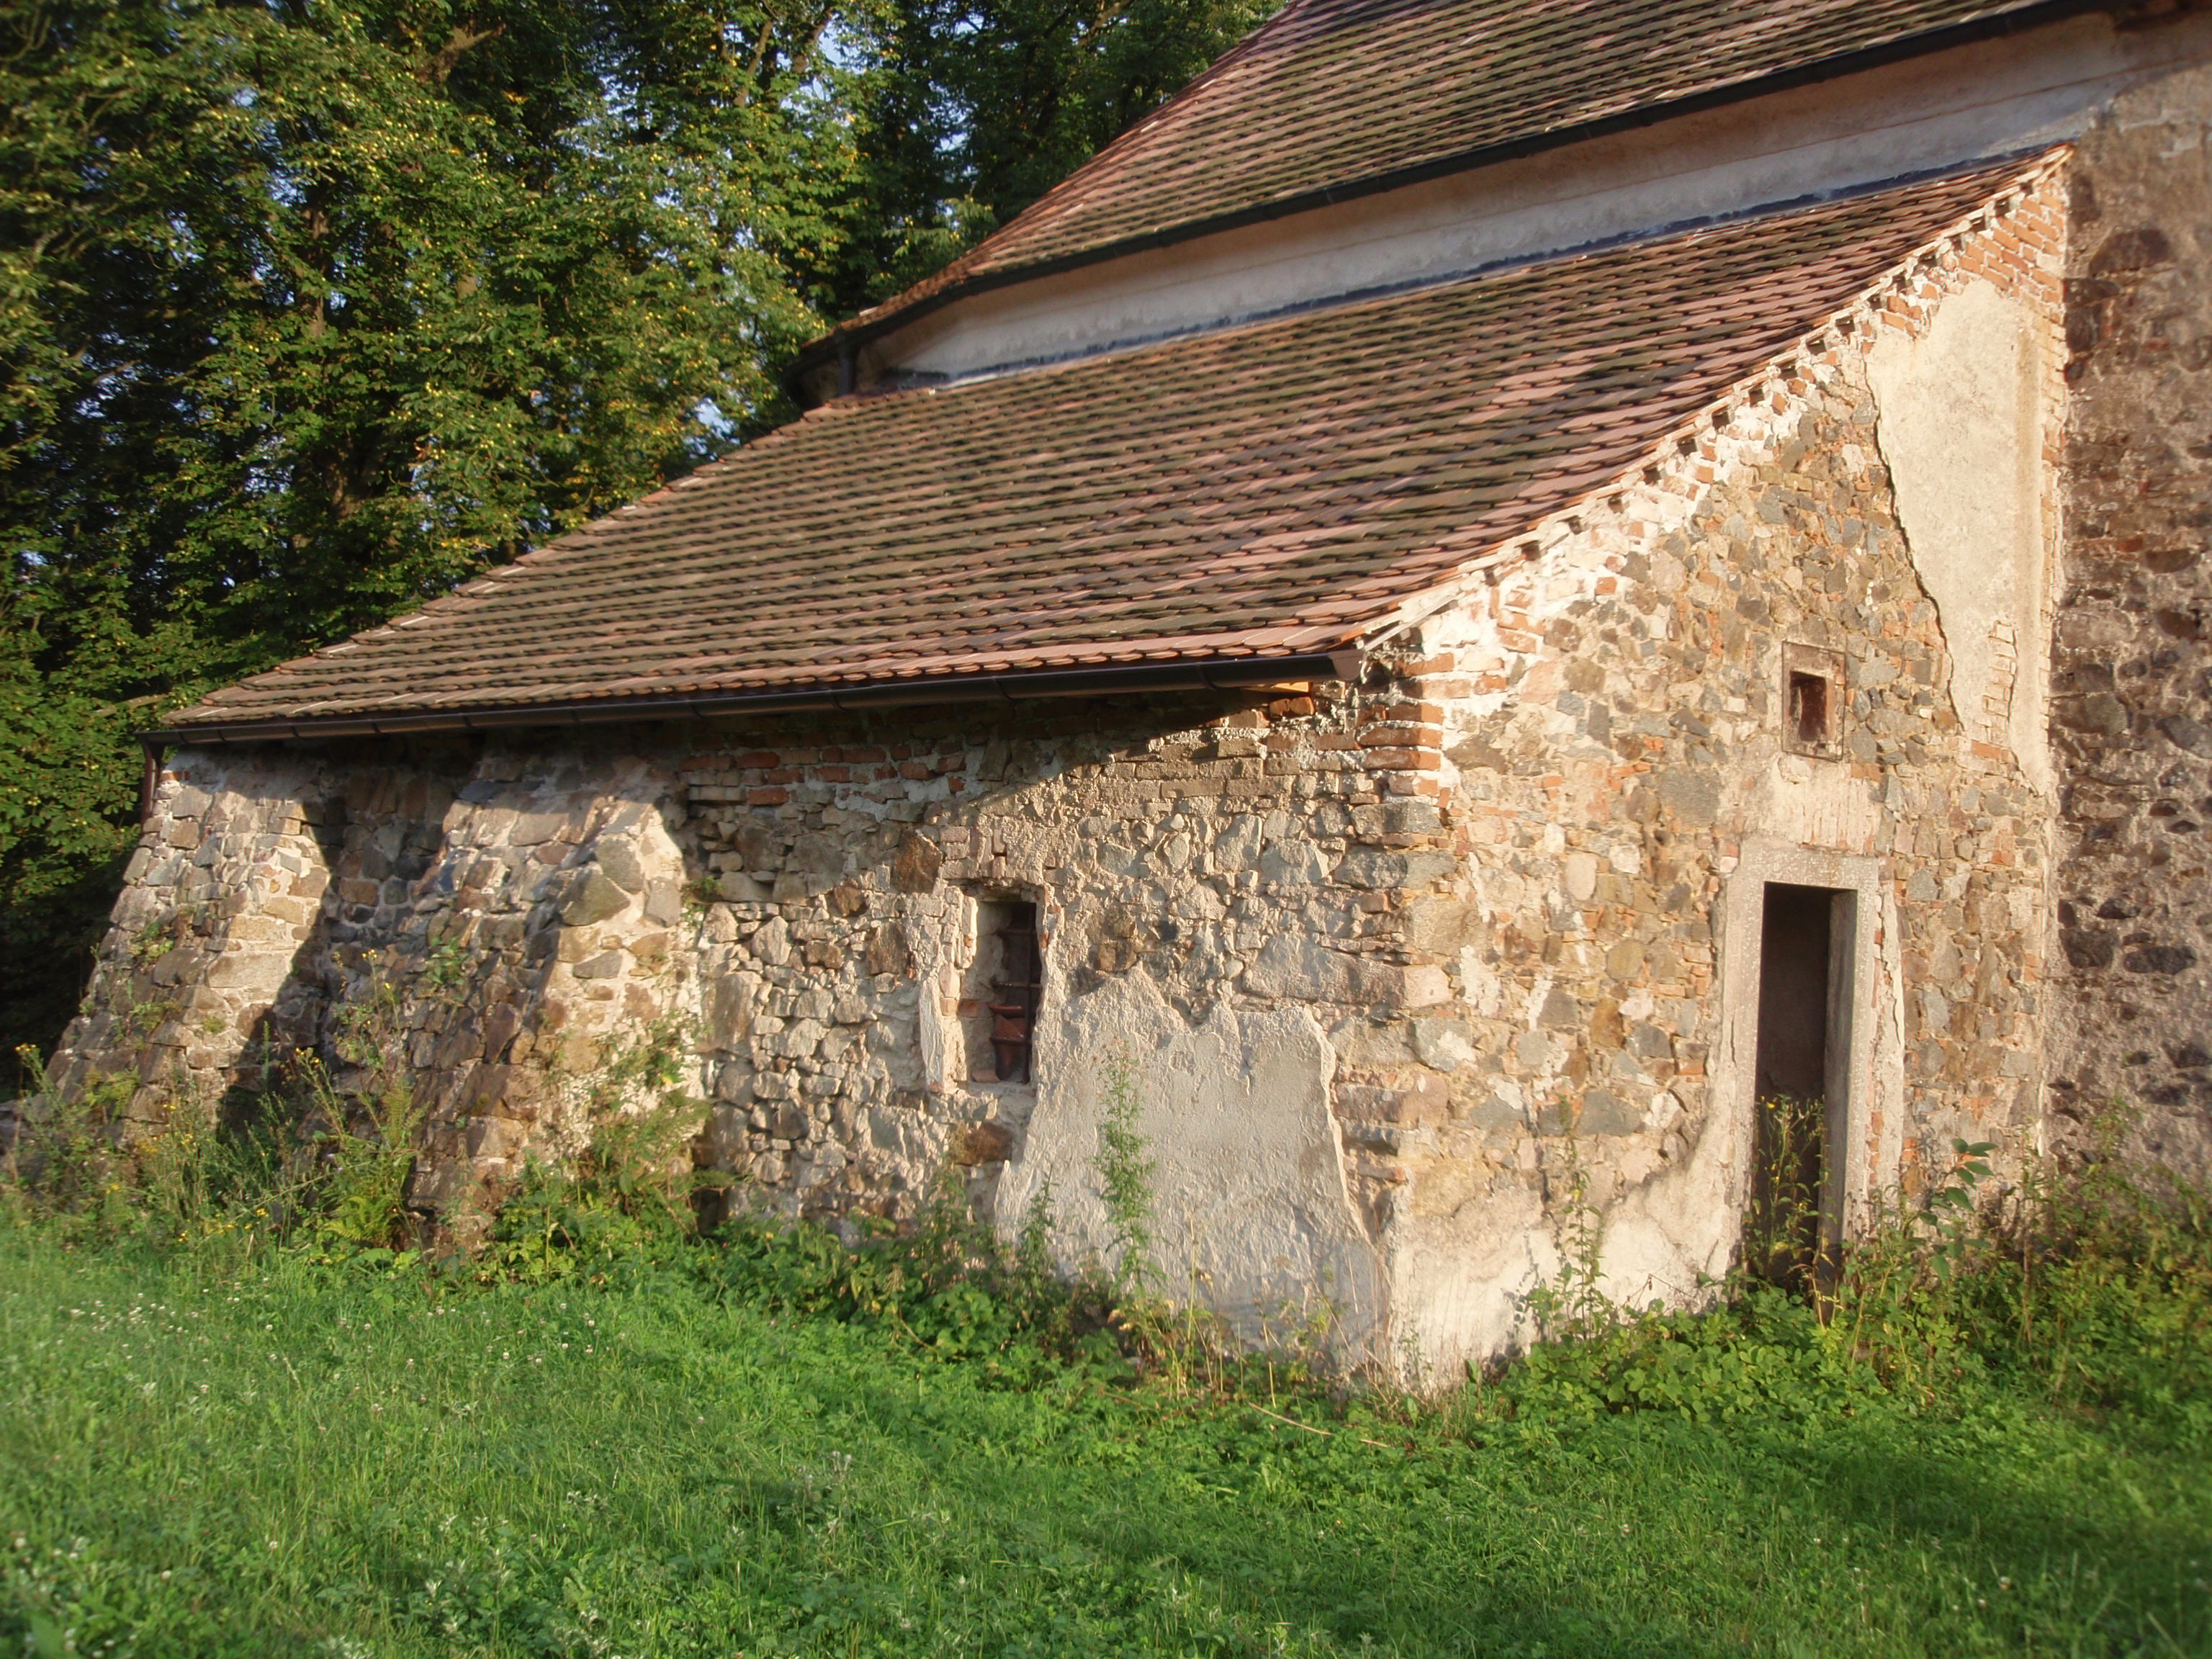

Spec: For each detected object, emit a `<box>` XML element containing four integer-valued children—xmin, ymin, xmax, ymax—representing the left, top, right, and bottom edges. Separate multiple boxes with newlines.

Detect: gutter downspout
<box><xmin>137</xmin><ymin>738</ymin><xmax>166</xmax><ymax>825</ymax></box>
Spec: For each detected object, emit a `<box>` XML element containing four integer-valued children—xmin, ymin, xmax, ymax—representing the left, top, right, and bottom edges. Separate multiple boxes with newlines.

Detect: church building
<box><xmin>48</xmin><ymin>0</ymin><xmax>2212</xmax><ymax>1374</ymax></box>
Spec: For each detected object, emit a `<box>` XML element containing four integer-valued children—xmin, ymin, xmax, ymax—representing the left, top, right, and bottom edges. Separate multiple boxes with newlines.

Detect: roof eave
<box><xmin>785</xmin><ymin>0</ymin><xmax>2092</xmax><ymax>405</ymax></box>
<box><xmin>138</xmin><ymin>649</ymin><xmax>1364</xmax><ymax>747</ymax></box>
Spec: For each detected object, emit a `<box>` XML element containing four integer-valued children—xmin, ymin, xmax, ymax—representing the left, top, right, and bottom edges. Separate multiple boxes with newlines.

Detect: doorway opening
<box><xmin>1748</xmin><ymin>883</ymin><xmax>1854</xmax><ymax>1290</ymax></box>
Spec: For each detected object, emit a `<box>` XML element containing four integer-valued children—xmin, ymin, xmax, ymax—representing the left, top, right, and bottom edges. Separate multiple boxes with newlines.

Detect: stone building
<box><xmin>44</xmin><ymin>0</ymin><xmax>2212</xmax><ymax>1374</ymax></box>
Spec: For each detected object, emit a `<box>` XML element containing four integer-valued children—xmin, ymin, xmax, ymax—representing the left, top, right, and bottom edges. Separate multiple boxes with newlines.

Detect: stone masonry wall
<box><xmin>2049</xmin><ymin>60</ymin><xmax>2212</xmax><ymax>1175</ymax></box>
<box><xmin>47</xmin><ymin>159</ymin><xmax>2068</xmax><ymax>1377</ymax></box>
<box><xmin>1367</xmin><ymin>166</ymin><xmax>2067</xmax><ymax>1368</ymax></box>
<box><xmin>48</xmin><ymin>742</ymin><xmax>699</xmax><ymax>1238</ymax></box>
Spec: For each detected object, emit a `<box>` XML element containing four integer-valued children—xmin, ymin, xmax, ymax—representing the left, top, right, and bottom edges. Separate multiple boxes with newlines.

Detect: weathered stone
<box><xmin>1657</xmin><ymin>770</ymin><xmax>1719</xmax><ymax>827</ymax></box>
<box><xmin>890</xmin><ymin>830</ymin><xmax>942</xmax><ymax>893</ymax></box>
<box><xmin>864</xmin><ymin>923</ymin><xmax>912</xmax><ymax>977</ymax></box>
<box><xmin>706</xmin><ymin>978</ymin><xmax>755</xmax><ymax>1048</ymax></box>
<box><xmin>1240</xmin><ymin>935</ymin><xmax>1358</xmax><ymax>1002</ymax></box>
<box><xmin>643</xmin><ymin>878</ymin><xmax>683</xmax><ymax>925</ymax></box>
<box><xmin>952</xmin><ymin>1121</ymin><xmax>1015</xmax><ymax>1165</ymax></box>
<box><xmin>2123</xmin><ymin>943</ymin><xmax>2196</xmax><ymax>975</ymax></box>
<box><xmin>560</xmin><ymin>871</ymin><xmax>629</xmax><ymax>927</ymax></box>
<box><xmin>595</xmin><ymin>838</ymin><xmax>647</xmax><ymax>893</ymax></box>
<box><xmin>1411</xmin><ymin>1017</ymin><xmax>1476</xmax><ymax>1072</ymax></box>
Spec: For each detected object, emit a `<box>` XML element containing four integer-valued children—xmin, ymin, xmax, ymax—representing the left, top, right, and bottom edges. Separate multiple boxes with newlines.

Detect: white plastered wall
<box><xmin>1869</xmin><ymin>278</ymin><xmax>2058</xmax><ymax>793</ymax></box>
<box><xmin>997</xmin><ymin>973</ymin><xmax>1390</xmax><ymax>1362</ymax></box>
<box><xmin>873</xmin><ymin>11</ymin><xmax>2208</xmax><ymax>385</ymax></box>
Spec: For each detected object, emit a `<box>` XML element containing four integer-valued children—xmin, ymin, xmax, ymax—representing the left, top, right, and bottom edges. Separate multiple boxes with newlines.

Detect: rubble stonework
<box><xmin>53</xmin><ymin>744</ymin><xmax>699</xmax><ymax>1227</ymax></box>
<box><xmin>2049</xmin><ymin>62</ymin><xmax>2212</xmax><ymax>1172</ymax></box>
<box><xmin>42</xmin><ymin>176</ymin><xmax>2086</xmax><ymax>1377</ymax></box>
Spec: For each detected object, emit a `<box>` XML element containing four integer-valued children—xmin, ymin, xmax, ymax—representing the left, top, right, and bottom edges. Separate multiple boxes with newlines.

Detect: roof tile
<box><xmin>850</xmin><ymin>0</ymin><xmax>2049</xmax><ymax>325</ymax></box>
<box><xmin>174</xmin><ymin>163</ymin><xmax>2028</xmax><ymax>731</ymax></box>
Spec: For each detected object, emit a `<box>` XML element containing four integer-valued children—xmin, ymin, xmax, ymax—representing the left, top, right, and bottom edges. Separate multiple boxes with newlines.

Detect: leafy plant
<box><xmin>1503</xmin><ymin>1110</ymin><xmax>2210</xmax><ymax>1443</ymax></box>
<box><xmin>1094</xmin><ymin>1059</ymin><xmax>1156</xmax><ymax>1294</ymax></box>
<box><xmin>4</xmin><ymin>1043</ymin><xmax>143</xmax><ymax>1236</ymax></box>
<box><xmin>484</xmin><ymin>1014</ymin><xmax>718</xmax><ymax>1283</ymax></box>
<box><xmin>1745</xmin><ymin>1092</ymin><xmax>1830</xmax><ymax>1295</ymax></box>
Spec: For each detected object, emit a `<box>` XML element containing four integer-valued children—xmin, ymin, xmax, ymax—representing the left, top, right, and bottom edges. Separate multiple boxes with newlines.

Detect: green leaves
<box><xmin>0</xmin><ymin>0</ymin><xmax>844</xmax><ymax>1063</ymax></box>
<box><xmin>824</xmin><ymin>0</ymin><xmax>1280</xmax><ymax>311</ymax></box>
<box><xmin>0</xmin><ymin>0</ymin><xmax>1282</xmax><ymax>1069</ymax></box>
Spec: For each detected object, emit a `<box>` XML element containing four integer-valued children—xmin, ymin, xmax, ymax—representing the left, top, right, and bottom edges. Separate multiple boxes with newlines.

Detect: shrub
<box><xmin>1501</xmin><ymin>1118</ymin><xmax>2212</xmax><ymax>1441</ymax></box>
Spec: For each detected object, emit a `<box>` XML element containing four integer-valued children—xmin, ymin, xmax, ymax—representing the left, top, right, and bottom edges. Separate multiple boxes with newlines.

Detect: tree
<box><xmin>824</xmin><ymin>0</ymin><xmax>1277</xmax><ymax>310</ymax></box>
<box><xmin>0</xmin><ymin>0</ymin><xmax>1275</xmax><ymax>1071</ymax></box>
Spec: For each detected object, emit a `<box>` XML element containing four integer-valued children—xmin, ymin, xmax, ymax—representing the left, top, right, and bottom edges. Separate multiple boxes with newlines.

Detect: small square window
<box><xmin>1781</xmin><ymin>643</ymin><xmax>1844</xmax><ymax>755</ymax></box>
<box><xmin>1789</xmin><ymin>671</ymin><xmax>1829</xmax><ymax>746</ymax></box>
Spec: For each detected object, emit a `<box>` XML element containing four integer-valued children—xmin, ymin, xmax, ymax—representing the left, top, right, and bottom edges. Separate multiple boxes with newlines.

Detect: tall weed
<box><xmin>1506</xmin><ymin>1115</ymin><xmax>2212</xmax><ymax>1441</ymax></box>
<box><xmin>482</xmin><ymin>1014</ymin><xmax>721</xmax><ymax>1283</ymax></box>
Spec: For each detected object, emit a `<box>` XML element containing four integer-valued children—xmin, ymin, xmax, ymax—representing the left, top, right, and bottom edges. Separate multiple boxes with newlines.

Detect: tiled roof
<box><xmin>169</xmin><ymin>163</ymin><xmax>2029</xmax><ymax>733</ymax></box>
<box><xmin>833</xmin><ymin>0</ymin><xmax>2055</xmax><ymax>338</ymax></box>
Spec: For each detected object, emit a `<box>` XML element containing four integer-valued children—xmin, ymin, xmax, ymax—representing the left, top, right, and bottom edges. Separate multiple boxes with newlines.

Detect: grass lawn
<box><xmin>2</xmin><ymin>1225</ymin><xmax>2206</xmax><ymax>1658</ymax></box>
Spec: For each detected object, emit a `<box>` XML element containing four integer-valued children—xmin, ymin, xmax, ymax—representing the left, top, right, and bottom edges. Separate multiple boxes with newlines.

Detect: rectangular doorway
<box><xmin>1748</xmin><ymin>882</ymin><xmax>1855</xmax><ymax>1289</ymax></box>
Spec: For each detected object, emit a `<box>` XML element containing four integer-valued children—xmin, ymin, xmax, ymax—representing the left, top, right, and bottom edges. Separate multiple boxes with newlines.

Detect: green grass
<box><xmin>3</xmin><ymin>1224</ymin><xmax>2208</xmax><ymax>1658</ymax></box>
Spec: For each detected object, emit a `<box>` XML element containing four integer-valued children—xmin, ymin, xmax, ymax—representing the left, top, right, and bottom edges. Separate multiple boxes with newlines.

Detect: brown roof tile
<box><xmin>836</xmin><ymin>0</ymin><xmax>2054</xmax><ymax>338</ymax></box>
<box><xmin>170</xmin><ymin>163</ymin><xmax>2031</xmax><ymax>733</ymax></box>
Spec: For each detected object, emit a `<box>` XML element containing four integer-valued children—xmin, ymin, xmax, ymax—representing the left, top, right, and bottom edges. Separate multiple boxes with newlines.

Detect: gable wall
<box><xmin>1375</xmin><ymin>174</ymin><xmax>2067</xmax><ymax>1371</ymax></box>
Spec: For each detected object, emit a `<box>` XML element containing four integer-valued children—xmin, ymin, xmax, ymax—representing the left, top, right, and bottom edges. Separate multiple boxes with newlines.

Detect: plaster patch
<box><xmin>1869</xmin><ymin>278</ymin><xmax>2052</xmax><ymax>789</ymax></box>
<box><xmin>999</xmin><ymin>976</ymin><xmax>1386</xmax><ymax>1359</ymax></box>
<box><xmin>1751</xmin><ymin>754</ymin><xmax>1884</xmax><ymax>853</ymax></box>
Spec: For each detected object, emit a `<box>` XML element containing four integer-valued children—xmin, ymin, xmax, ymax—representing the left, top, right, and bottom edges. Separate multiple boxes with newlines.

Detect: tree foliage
<box><xmin>827</xmin><ymin>0</ymin><xmax>1275</xmax><ymax>307</ymax></box>
<box><xmin>0</xmin><ymin>0</ymin><xmax>1275</xmax><ymax>1069</ymax></box>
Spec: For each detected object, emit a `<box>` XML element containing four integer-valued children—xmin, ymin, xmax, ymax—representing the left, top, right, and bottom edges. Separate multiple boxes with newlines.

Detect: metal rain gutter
<box><xmin>138</xmin><ymin>651</ymin><xmax>1361</xmax><ymax>747</ymax></box>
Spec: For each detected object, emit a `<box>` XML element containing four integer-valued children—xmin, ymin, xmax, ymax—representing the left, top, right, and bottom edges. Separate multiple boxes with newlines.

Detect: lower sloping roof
<box><xmin>167</xmin><ymin>159</ymin><xmax>2036</xmax><ymax>737</ymax></box>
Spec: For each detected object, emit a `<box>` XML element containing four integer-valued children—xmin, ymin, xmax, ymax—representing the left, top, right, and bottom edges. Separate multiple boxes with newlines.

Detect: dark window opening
<box><xmin>1781</xmin><ymin>642</ymin><xmax>1844</xmax><ymax>755</ymax></box>
<box><xmin>1749</xmin><ymin>883</ymin><xmax>1853</xmax><ymax>1292</ymax></box>
<box><xmin>1789</xmin><ymin>671</ymin><xmax>1830</xmax><ymax>748</ymax></box>
<box><xmin>966</xmin><ymin>899</ymin><xmax>1041</xmax><ymax>1084</ymax></box>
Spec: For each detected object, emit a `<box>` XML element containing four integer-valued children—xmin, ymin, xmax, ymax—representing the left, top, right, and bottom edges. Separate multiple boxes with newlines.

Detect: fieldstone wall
<box><xmin>667</xmin><ymin>680</ymin><xmax>1443</xmax><ymax>1359</ymax></box>
<box><xmin>45</xmin><ymin>158</ymin><xmax>2074</xmax><ymax>1377</ymax></box>
<box><xmin>1367</xmin><ymin>170</ymin><xmax>2066</xmax><ymax>1367</ymax></box>
<box><xmin>47</xmin><ymin>750</ymin><xmax>336</xmax><ymax>1123</ymax></box>
<box><xmin>47</xmin><ymin>744</ymin><xmax>700</xmax><ymax>1236</ymax></box>
<box><xmin>2049</xmin><ymin>60</ymin><xmax>2212</xmax><ymax>1175</ymax></box>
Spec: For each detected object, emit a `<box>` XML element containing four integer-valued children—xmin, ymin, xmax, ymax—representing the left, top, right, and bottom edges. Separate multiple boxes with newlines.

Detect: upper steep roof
<box><xmin>163</xmin><ymin>161</ymin><xmax>2033</xmax><ymax>739</ymax></box>
<box><xmin>819</xmin><ymin>0</ymin><xmax>2062</xmax><ymax>355</ymax></box>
